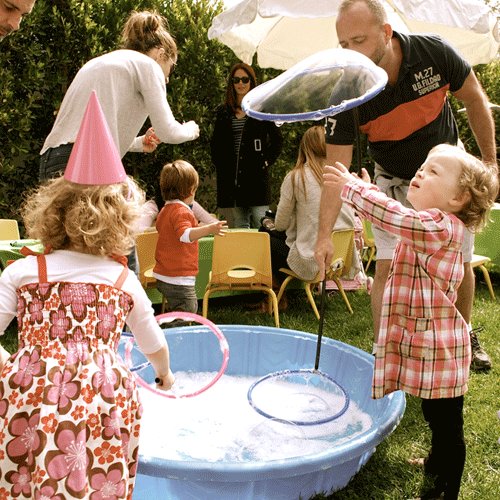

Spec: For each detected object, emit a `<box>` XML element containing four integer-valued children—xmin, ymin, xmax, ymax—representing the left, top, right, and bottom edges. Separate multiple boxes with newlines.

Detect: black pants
<box><xmin>267</xmin><ymin>230</ymin><xmax>289</xmax><ymax>280</ymax></box>
<box><xmin>421</xmin><ymin>396</ymin><xmax>465</xmax><ymax>500</ymax></box>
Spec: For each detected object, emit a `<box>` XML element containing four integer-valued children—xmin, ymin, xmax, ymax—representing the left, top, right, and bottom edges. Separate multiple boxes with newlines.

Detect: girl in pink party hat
<box><xmin>0</xmin><ymin>92</ymin><xmax>174</xmax><ymax>499</ymax></box>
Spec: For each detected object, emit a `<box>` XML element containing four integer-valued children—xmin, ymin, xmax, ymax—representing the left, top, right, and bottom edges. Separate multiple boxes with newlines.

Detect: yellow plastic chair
<box><xmin>471</xmin><ymin>254</ymin><xmax>496</xmax><ymax>300</ymax></box>
<box><xmin>135</xmin><ymin>231</ymin><xmax>166</xmax><ymax>313</ymax></box>
<box><xmin>276</xmin><ymin>229</ymin><xmax>355</xmax><ymax>320</ymax></box>
<box><xmin>202</xmin><ymin>231</ymin><xmax>279</xmax><ymax>327</ymax></box>
<box><xmin>136</xmin><ymin>231</ymin><xmax>158</xmax><ymax>289</ymax></box>
<box><xmin>0</xmin><ymin>219</ymin><xmax>20</xmax><ymax>241</ymax></box>
<box><xmin>361</xmin><ymin>219</ymin><xmax>376</xmax><ymax>272</ymax></box>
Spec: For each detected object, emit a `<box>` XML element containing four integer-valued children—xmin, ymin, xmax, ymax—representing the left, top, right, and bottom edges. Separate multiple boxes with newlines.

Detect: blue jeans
<box><xmin>232</xmin><ymin>205</ymin><xmax>269</xmax><ymax>229</ymax></box>
<box><xmin>39</xmin><ymin>144</ymin><xmax>74</xmax><ymax>181</ymax></box>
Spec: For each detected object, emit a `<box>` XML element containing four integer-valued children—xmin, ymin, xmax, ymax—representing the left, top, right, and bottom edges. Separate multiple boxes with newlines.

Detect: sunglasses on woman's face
<box><xmin>232</xmin><ymin>76</ymin><xmax>250</xmax><ymax>84</ymax></box>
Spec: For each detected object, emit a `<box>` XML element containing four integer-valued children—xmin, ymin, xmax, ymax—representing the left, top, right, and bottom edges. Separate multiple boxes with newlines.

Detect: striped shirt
<box><xmin>232</xmin><ymin>116</ymin><xmax>246</xmax><ymax>156</ymax></box>
<box><xmin>342</xmin><ymin>181</ymin><xmax>471</xmax><ymax>400</ymax></box>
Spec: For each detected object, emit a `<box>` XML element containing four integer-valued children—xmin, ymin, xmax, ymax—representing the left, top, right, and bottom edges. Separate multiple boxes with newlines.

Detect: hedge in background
<box><xmin>0</xmin><ymin>0</ymin><xmax>310</xmax><ymax>231</ymax></box>
<box><xmin>1</xmin><ymin>0</ymin><xmax>498</xmax><ymax>232</ymax></box>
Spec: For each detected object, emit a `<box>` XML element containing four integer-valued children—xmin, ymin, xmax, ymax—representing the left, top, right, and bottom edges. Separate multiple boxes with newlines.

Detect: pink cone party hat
<box><xmin>64</xmin><ymin>90</ymin><xmax>127</xmax><ymax>185</ymax></box>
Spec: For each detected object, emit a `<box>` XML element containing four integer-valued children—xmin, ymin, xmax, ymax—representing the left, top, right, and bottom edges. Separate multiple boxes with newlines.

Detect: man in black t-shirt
<box><xmin>314</xmin><ymin>0</ymin><xmax>497</xmax><ymax>370</ymax></box>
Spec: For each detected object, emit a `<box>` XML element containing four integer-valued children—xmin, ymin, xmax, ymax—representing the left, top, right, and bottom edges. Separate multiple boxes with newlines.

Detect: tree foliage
<box><xmin>0</xmin><ymin>0</ymin><xmax>499</xmax><ymax>232</ymax></box>
<box><xmin>0</xmin><ymin>0</ymin><xmax>308</xmax><ymax>231</ymax></box>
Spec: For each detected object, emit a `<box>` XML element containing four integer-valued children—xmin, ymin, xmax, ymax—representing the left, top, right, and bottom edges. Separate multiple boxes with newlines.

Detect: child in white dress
<box><xmin>0</xmin><ymin>92</ymin><xmax>174</xmax><ymax>499</ymax></box>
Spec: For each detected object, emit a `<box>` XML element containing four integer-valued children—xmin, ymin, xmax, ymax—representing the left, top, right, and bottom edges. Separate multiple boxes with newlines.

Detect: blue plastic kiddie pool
<box><xmin>119</xmin><ymin>325</ymin><xmax>405</xmax><ymax>500</ymax></box>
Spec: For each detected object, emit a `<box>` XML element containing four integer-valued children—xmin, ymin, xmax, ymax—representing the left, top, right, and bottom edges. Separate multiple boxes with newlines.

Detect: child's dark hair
<box><xmin>160</xmin><ymin>160</ymin><xmax>199</xmax><ymax>202</ymax></box>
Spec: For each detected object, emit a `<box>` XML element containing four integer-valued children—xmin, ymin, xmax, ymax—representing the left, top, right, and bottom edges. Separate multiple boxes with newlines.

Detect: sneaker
<box><xmin>470</xmin><ymin>326</ymin><xmax>492</xmax><ymax>371</ymax></box>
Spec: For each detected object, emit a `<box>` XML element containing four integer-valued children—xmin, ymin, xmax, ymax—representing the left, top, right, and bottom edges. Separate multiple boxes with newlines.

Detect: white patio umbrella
<box><xmin>208</xmin><ymin>0</ymin><xmax>500</xmax><ymax>70</ymax></box>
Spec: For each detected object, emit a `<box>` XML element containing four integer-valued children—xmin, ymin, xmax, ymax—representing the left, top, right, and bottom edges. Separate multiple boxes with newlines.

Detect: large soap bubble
<box><xmin>242</xmin><ymin>48</ymin><xmax>388</xmax><ymax>123</ymax></box>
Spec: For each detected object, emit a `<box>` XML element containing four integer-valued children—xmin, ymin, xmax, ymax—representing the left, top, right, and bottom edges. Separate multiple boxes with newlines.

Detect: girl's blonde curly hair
<box><xmin>22</xmin><ymin>177</ymin><xmax>145</xmax><ymax>257</ymax></box>
<box><xmin>430</xmin><ymin>144</ymin><xmax>499</xmax><ymax>233</ymax></box>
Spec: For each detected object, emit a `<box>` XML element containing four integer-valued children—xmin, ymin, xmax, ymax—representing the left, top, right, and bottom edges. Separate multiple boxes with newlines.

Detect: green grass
<box><xmin>203</xmin><ymin>272</ymin><xmax>500</xmax><ymax>500</ymax></box>
<box><xmin>1</xmin><ymin>271</ymin><xmax>499</xmax><ymax>499</ymax></box>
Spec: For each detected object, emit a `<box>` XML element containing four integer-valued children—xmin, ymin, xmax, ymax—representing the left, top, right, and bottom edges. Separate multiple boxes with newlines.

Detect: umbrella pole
<box><xmin>314</xmin><ymin>276</ymin><xmax>328</xmax><ymax>371</ymax></box>
<box><xmin>353</xmin><ymin>107</ymin><xmax>362</xmax><ymax>176</ymax></box>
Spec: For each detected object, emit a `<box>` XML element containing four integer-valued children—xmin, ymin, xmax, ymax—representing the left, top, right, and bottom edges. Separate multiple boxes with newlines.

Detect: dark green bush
<box><xmin>1</xmin><ymin>0</ymin><xmax>499</xmax><ymax>233</ymax></box>
<box><xmin>0</xmin><ymin>0</ymin><xmax>309</xmax><ymax>232</ymax></box>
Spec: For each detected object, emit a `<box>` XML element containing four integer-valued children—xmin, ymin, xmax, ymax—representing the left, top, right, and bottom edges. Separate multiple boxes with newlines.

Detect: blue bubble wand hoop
<box><xmin>247</xmin><ymin>274</ymin><xmax>350</xmax><ymax>426</ymax></box>
<box><xmin>244</xmin><ymin>48</ymin><xmax>388</xmax><ymax>425</ymax></box>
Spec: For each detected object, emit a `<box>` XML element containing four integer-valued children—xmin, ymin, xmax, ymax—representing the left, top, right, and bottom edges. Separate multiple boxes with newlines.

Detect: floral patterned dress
<box><xmin>0</xmin><ymin>254</ymin><xmax>142</xmax><ymax>499</ymax></box>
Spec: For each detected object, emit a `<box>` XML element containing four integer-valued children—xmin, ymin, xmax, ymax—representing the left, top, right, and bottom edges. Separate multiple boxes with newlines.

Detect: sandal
<box><xmin>408</xmin><ymin>458</ymin><xmax>426</xmax><ymax>468</ymax></box>
<box><xmin>408</xmin><ymin>452</ymin><xmax>438</xmax><ymax>476</ymax></box>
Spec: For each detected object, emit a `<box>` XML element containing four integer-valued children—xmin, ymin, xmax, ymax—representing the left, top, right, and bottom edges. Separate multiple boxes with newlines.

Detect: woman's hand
<box><xmin>184</xmin><ymin>120</ymin><xmax>200</xmax><ymax>139</ymax></box>
<box><xmin>143</xmin><ymin>127</ymin><xmax>161</xmax><ymax>153</ymax></box>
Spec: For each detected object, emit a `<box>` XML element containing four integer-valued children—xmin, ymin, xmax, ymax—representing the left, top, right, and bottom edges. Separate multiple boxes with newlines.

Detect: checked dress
<box><xmin>341</xmin><ymin>181</ymin><xmax>471</xmax><ymax>401</ymax></box>
<box><xmin>0</xmin><ymin>253</ymin><xmax>142</xmax><ymax>499</ymax></box>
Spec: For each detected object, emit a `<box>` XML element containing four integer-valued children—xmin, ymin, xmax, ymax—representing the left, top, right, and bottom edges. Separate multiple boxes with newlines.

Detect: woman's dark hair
<box><xmin>223</xmin><ymin>62</ymin><xmax>257</xmax><ymax>113</ymax></box>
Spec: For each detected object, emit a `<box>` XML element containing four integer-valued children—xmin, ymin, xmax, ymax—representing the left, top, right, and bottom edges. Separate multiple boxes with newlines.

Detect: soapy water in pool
<box><xmin>138</xmin><ymin>372</ymin><xmax>373</xmax><ymax>463</ymax></box>
<box><xmin>248</xmin><ymin>369</ymin><xmax>349</xmax><ymax>424</ymax></box>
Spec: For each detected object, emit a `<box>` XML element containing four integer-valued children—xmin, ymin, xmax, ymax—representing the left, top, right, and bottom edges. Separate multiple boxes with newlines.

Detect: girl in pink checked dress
<box><xmin>324</xmin><ymin>144</ymin><xmax>498</xmax><ymax>500</ymax></box>
<box><xmin>0</xmin><ymin>176</ymin><xmax>175</xmax><ymax>498</ymax></box>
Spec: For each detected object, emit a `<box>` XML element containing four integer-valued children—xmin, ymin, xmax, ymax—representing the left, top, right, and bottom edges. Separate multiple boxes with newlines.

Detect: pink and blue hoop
<box><xmin>124</xmin><ymin>312</ymin><xmax>229</xmax><ymax>399</ymax></box>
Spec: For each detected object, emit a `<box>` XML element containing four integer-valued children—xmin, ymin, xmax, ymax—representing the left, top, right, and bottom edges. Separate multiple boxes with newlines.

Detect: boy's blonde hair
<box><xmin>431</xmin><ymin>144</ymin><xmax>499</xmax><ymax>232</ymax></box>
<box><xmin>22</xmin><ymin>177</ymin><xmax>145</xmax><ymax>257</ymax></box>
<box><xmin>160</xmin><ymin>160</ymin><xmax>199</xmax><ymax>202</ymax></box>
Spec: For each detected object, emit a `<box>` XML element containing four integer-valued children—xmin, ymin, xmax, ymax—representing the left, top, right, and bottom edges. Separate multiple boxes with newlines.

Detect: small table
<box><xmin>0</xmin><ymin>239</ymin><xmax>45</xmax><ymax>270</ymax></box>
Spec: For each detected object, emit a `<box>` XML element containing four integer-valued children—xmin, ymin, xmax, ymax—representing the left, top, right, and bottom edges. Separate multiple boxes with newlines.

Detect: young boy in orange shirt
<box><xmin>153</xmin><ymin>160</ymin><xmax>228</xmax><ymax>313</ymax></box>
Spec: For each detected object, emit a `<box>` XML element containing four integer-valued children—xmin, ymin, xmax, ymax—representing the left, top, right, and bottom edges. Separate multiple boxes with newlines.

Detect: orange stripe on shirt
<box><xmin>360</xmin><ymin>85</ymin><xmax>449</xmax><ymax>143</ymax></box>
